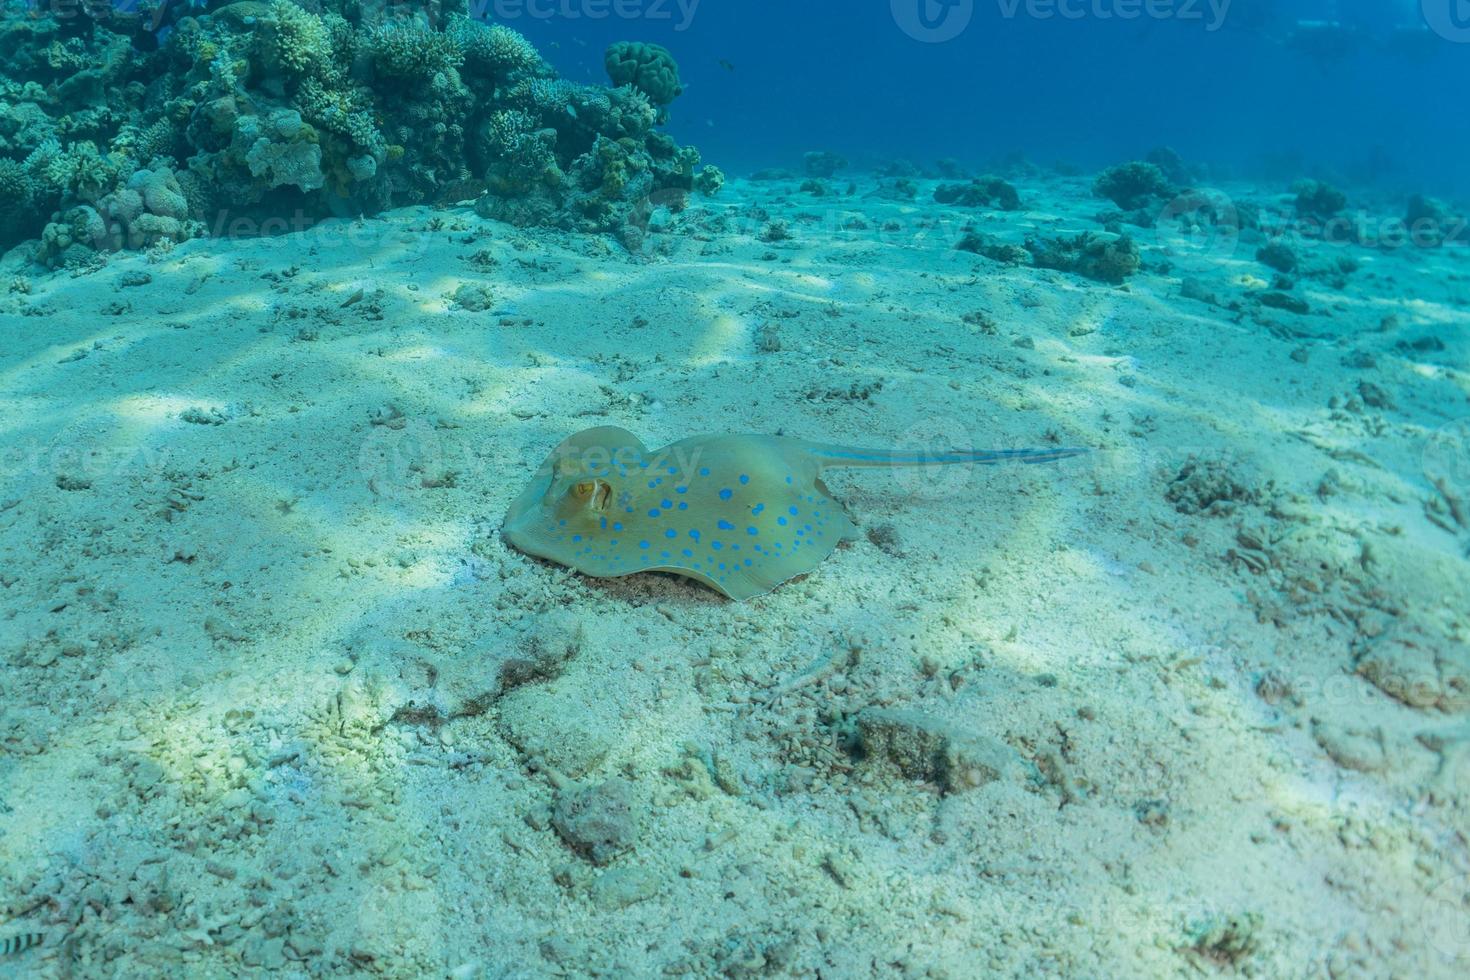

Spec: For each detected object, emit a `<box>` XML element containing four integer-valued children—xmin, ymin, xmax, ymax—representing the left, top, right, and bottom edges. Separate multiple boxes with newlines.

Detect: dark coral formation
<box><xmin>1026</xmin><ymin>232</ymin><xmax>1141</xmax><ymax>284</ymax></box>
<box><xmin>1093</xmin><ymin>160</ymin><xmax>1176</xmax><ymax>212</ymax></box>
<box><xmin>1292</xmin><ymin>179</ymin><xmax>1347</xmax><ymax>221</ymax></box>
<box><xmin>1403</xmin><ymin>194</ymin><xmax>1467</xmax><ymax>247</ymax></box>
<box><xmin>934</xmin><ymin>176</ymin><xmax>1021</xmax><ymax>211</ymax></box>
<box><xmin>0</xmin><ymin>2</ymin><xmax>721</xmax><ymax>266</ymax></box>
<box><xmin>955</xmin><ymin>232</ymin><xmax>1029</xmax><ymax>265</ymax></box>
<box><xmin>802</xmin><ymin>151</ymin><xmax>847</xmax><ymax>179</ymax></box>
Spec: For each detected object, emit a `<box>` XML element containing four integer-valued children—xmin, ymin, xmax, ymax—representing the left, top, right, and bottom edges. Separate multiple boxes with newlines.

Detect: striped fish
<box><xmin>0</xmin><ymin>932</ymin><xmax>44</xmax><ymax>956</ymax></box>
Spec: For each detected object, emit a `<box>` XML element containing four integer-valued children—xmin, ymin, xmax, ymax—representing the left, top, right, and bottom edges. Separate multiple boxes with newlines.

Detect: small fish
<box><xmin>718</xmin><ymin>59</ymin><xmax>736</xmax><ymax>72</ymax></box>
<box><xmin>1</xmin><ymin>932</ymin><xmax>44</xmax><ymax>957</ymax></box>
<box><xmin>503</xmin><ymin>427</ymin><xmax>1085</xmax><ymax>600</ymax></box>
<box><xmin>340</xmin><ymin>288</ymin><xmax>364</xmax><ymax>309</ymax></box>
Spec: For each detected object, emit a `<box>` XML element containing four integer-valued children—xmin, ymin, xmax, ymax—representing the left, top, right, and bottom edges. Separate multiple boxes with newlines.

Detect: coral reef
<box><xmin>0</xmin><ymin>3</ymin><xmax>720</xmax><ymax>266</ymax></box>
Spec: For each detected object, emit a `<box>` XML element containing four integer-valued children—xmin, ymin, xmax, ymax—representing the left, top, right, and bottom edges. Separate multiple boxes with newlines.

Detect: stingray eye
<box><xmin>571</xmin><ymin>480</ymin><xmax>612</xmax><ymax>510</ymax></box>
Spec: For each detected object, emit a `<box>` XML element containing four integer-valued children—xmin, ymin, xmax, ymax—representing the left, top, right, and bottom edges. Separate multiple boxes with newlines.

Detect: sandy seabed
<box><xmin>1</xmin><ymin>174</ymin><xmax>1469</xmax><ymax>978</ymax></box>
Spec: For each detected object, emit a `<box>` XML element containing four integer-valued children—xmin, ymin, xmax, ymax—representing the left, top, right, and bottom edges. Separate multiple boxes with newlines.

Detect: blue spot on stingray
<box><xmin>599</xmin><ymin>518</ymin><xmax>608</xmax><ymax>530</ymax></box>
<box><xmin>572</xmin><ymin>534</ymin><xmax>582</xmax><ymax>542</ymax></box>
<box><xmin>682</xmin><ymin>549</ymin><xmax>693</xmax><ymax>557</ymax></box>
<box><xmin>711</xmin><ymin>541</ymin><xmax>723</xmax><ymax>551</ymax></box>
<box><xmin>747</xmin><ymin>527</ymin><xmax>759</xmax><ymax>536</ymax></box>
<box><xmin>661</xmin><ymin>550</ymin><xmax>671</xmax><ymax>559</ymax></box>
<box><xmin>667</xmin><ymin>466</ymin><xmax>677</xmax><ymax>475</ymax></box>
<box><xmin>719</xmin><ymin>488</ymin><xmax>733</xmax><ymax>500</ymax></box>
<box><xmin>689</xmin><ymin>530</ymin><xmax>701</xmax><ymax>541</ymax></box>
<box><xmin>699</xmin><ymin>467</ymin><xmax>710</xmax><ymax>476</ymax></box>
<box><xmin>789</xmin><ymin>506</ymin><xmax>798</xmax><ymax>516</ymax></box>
<box><xmin>676</xmin><ymin>486</ymin><xmax>688</xmax><ymax>494</ymax></box>
<box><xmin>559</xmin><ymin>519</ymin><xmax>567</xmax><ymax>526</ymax></box>
<box><xmin>647</xmin><ymin>479</ymin><xmax>658</xmax><ymax>488</ymax></box>
<box><xmin>614</xmin><ymin>522</ymin><xmax>623</xmax><ymax>532</ymax></box>
<box><xmin>638</xmin><ymin>461</ymin><xmax>649</xmax><ymax>469</ymax></box>
<box><xmin>786</xmin><ymin>475</ymin><xmax>793</xmax><ymax>484</ymax></box>
<box><xmin>648</xmin><ymin>509</ymin><xmax>661</xmax><ymax>518</ymax></box>
<box><xmin>678</xmin><ymin>502</ymin><xmax>689</xmax><ymax>510</ymax></box>
<box><xmin>777</xmin><ymin>516</ymin><xmax>788</xmax><ymax>526</ymax></box>
<box><xmin>718</xmin><ymin>562</ymin><xmax>726</xmax><ymax>570</ymax></box>
<box><xmin>743</xmin><ymin>559</ymin><xmax>753</xmax><ymax>566</ymax></box>
<box><xmin>739</xmin><ymin>474</ymin><xmax>750</xmax><ymax>484</ymax></box>
<box><xmin>639</xmin><ymin>540</ymin><xmax>650</xmax><ymax>549</ymax></box>
<box><xmin>752</xmin><ymin>503</ymin><xmax>765</xmax><ymax>515</ymax></box>
<box><xmin>718</xmin><ymin>519</ymin><xmax>735</xmax><ymax>531</ymax></box>
<box><xmin>661</xmin><ymin>499</ymin><xmax>673</xmax><ymax>509</ymax></box>
<box><xmin>665</xmin><ymin>529</ymin><xmax>677</xmax><ymax>539</ymax></box>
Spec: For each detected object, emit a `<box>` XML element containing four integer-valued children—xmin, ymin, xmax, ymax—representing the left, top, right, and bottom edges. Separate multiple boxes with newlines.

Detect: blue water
<box><xmin>511</xmin><ymin>0</ymin><xmax>1470</xmax><ymax>195</ymax></box>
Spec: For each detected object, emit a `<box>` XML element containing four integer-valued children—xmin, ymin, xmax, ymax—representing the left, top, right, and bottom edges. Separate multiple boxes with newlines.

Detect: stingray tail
<box><xmin>807</xmin><ymin>444</ymin><xmax>1089</xmax><ymax>469</ymax></box>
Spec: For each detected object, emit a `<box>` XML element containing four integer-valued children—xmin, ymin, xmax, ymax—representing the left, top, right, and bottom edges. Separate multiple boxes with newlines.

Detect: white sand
<box><xmin>1</xmin><ymin>175</ymin><xmax>1468</xmax><ymax>977</ymax></box>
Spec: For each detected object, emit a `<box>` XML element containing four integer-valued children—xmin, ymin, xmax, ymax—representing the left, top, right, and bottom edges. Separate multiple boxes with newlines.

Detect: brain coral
<box><xmin>604</xmin><ymin>42</ymin><xmax>683</xmax><ymax>110</ymax></box>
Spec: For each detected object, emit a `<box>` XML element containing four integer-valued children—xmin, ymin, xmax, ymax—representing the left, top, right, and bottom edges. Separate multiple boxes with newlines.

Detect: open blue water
<box><xmin>514</xmin><ymin>0</ymin><xmax>1470</xmax><ymax>194</ymax></box>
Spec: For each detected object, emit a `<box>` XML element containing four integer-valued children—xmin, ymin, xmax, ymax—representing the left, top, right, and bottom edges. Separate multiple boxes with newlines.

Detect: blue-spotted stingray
<box><xmin>503</xmin><ymin>427</ymin><xmax>1086</xmax><ymax>600</ymax></box>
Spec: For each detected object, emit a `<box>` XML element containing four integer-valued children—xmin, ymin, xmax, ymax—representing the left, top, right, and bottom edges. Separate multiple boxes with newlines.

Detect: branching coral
<box><xmin>257</xmin><ymin>0</ymin><xmax>333</xmax><ymax>82</ymax></box>
<box><xmin>451</xmin><ymin>16</ymin><xmax>547</xmax><ymax>81</ymax></box>
<box><xmin>365</xmin><ymin>19</ymin><xmax>464</xmax><ymax>82</ymax></box>
<box><xmin>43</xmin><ymin>141</ymin><xmax>123</xmax><ymax>204</ymax></box>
